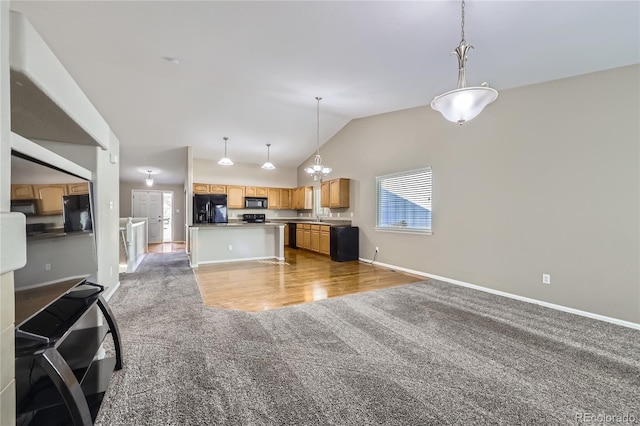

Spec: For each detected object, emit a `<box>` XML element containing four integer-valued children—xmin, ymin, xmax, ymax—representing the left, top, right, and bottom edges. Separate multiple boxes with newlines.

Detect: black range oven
<box><xmin>242</xmin><ymin>213</ymin><xmax>266</xmax><ymax>223</ymax></box>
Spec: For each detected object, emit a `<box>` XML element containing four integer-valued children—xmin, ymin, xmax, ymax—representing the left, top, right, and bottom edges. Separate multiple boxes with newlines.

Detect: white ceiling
<box><xmin>9</xmin><ymin>1</ymin><xmax>640</xmax><ymax>185</ymax></box>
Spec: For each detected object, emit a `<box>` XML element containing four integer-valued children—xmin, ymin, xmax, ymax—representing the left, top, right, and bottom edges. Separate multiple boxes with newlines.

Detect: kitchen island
<box><xmin>188</xmin><ymin>223</ymin><xmax>285</xmax><ymax>267</ymax></box>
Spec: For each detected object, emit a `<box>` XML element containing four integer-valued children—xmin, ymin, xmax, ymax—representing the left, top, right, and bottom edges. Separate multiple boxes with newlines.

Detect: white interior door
<box><xmin>132</xmin><ymin>190</ymin><xmax>163</xmax><ymax>244</ymax></box>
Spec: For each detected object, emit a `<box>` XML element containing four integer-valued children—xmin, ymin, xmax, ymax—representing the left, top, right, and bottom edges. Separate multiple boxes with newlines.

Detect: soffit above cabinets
<box><xmin>9</xmin><ymin>11</ymin><xmax>110</xmax><ymax>151</ymax></box>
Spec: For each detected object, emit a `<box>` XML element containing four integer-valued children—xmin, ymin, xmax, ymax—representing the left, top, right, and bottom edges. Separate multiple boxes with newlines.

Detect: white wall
<box><xmin>298</xmin><ymin>65</ymin><xmax>640</xmax><ymax>324</ymax></box>
<box><xmin>0</xmin><ymin>3</ymin><xmax>16</xmax><ymax>424</ymax></box>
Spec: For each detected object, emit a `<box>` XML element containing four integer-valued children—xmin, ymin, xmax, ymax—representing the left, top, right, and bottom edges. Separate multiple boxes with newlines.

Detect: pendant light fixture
<box><xmin>218</xmin><ymin>137</ymin><xmax>233</xmax><ymax>166</ymax></box>
<box><xmin>304</xmin><ymin>96</ymin><xmax>332</xmax><ymax>181</ymax></box>
<box><xmin>145</xmin><ymin>170</ymin><xmax>154</xmax><ymax>187</ymax></box>
<box><xmin>431</xmin><ymin>0</ymin><xmax>498</xmax><ymax>125</ymax></box>
<box><xmin>261</xmin><ymin>143</ymin><xmax>276</xmax><ymax>170</ymax></box>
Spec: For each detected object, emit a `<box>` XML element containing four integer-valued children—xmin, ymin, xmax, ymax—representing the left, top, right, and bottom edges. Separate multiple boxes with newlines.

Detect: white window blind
<box><xmin>375</xmin><ymin>167</ymin><xmax>432</xmax><ymax>234</ymax></box>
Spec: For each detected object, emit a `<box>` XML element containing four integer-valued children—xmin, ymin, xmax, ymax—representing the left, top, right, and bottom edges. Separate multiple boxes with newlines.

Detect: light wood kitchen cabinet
<box><xmin>329</xmin><ymin>178</ymin><xmax>350</xmax><ymax>208</ymax></box>
<box><xmin>310</xmin><ymin>225</ymin><xmax>320</xmax><ymax>252</ymax></box>
<box><xmin>11</xmin><ymin>184</ymin><xmax>35</xmax><ymax>200</ymax></box>
<box><xmin>320</xmin><ymin>181</ymin><xmax>330</xmax><ymax>208</ymax></box>
<box><xmin>226</xmin><ymin>186</ymin><xmax>245</xmax><ymax>208</ymax></box>
<box><xmin>302</xmin><ymin>225</ymin><xmax>311</xmax><ymax>250</ymax></box>
<box><xmin>209</xmin><ymin>184</ymin><xmax>227</xmax><ymax>194</ymax></box>
<box><xmin>245</xmin><ymin>186</ymin><xmax>268</xmax><ymax>197</ymax></box>
<box><xmin>319</xmin><ymin>226</ymin><xmax>331</xmax><ymax>255</ymax></box>
<box><xmin>284</xmin><ymin>224</ymin><xmax>289</xmax><ymax>246</ymax></box>
<box><xmin>67</xmin><ymin>182</ymin><xmax>89</xmax><ymax>195</ymax></box>
<box><xmin>292</xmin><ymin>186</ymin><xmax>313</xmax><ymax>210</ymax></box>
<box><xmin>267</xmin><ymin>187</ymin><xmax>280</xmax><ymax>209</ymax></box>
<box><xmin>193</xmin><ymin>183</ymin><xmax>211</xmax><ymax>194</ymax></box>
<box><xmin>296</xmin><ymin>226</ymin><xmax>304</xmax><ymax>249</ymax></box>
<box><xmin>33</xmin><ymin>184</ymin><xmax>67</xmax><ymax>215</ymax></box>
<box><xmin>279</xmin><ymin>188</ymin><xmax>291</xmax><ymax>209</ymax></box>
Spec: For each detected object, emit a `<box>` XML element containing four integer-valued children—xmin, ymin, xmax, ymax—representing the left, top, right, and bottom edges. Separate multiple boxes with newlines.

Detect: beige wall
<box><xmin>119</xmin><ymin>182</ymin><xmax>186</xmax><ymax>242</ymax></box>
<box><xmin>299</xmin><ymin>65</ymin><xmax>640</xmax><ymax>324</ymax></box>
<box><xmin>194</xmin><ymin>158</ymin><xmax>298</xmax><ymax>188</ymax></box>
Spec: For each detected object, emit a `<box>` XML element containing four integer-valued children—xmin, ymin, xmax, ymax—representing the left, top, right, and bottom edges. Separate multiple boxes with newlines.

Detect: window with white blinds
<box><xmin>375</xmin><ymin>167</ymin><xmax>432</xmax><ymax>234</ymax></box>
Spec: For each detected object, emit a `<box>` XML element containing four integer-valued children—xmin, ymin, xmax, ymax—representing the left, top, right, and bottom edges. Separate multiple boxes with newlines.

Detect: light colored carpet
<box><xmin>95</xmin><ymin>252</ymin><xmax>640</xmax><ymax>425</ymax></box>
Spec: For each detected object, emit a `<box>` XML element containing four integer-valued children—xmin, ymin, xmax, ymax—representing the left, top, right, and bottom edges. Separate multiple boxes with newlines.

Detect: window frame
<box><xmin>374</xmin><ymin>166</ymin><xmax>433</xmax><ymax>235</ymax></box>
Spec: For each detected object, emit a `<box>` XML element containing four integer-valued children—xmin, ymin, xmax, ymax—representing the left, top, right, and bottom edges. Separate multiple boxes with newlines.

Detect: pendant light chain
<box><xmin>316</xmin><ymin>96</ymin><xmax>322</xmax><ymax>155</ymax></box>
<box><xmin>460</xmin><ymin>0</ymin><xmax>466</xmax><ymax>43</ymax></box>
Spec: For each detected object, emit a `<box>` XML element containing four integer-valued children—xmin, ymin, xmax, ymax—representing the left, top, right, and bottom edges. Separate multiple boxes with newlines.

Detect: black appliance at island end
<box><xmin>330</xmin><ymin>226</ymin><xmax>359</xmax><ymax>262</ymax></box>
<box><xmin>193</xmin><ymin>194</ymin><xmax>228</xmax><ymax>224</ymax></box>
<box><xmin>242</xmin><ymin>213</ymin><xmax>266</xmax><ymax>223</ymax></box>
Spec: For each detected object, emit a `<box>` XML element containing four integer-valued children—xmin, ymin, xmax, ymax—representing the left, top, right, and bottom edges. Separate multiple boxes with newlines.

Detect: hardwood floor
<box><xmin>194</xmin><ymin>247</ymin><xmax>423</xmax><ymax>312</ymax></box>
<box><xmin>148</xmin><ymin>242</ymin><xmax>186</xmax><ymax>253</ymax></box>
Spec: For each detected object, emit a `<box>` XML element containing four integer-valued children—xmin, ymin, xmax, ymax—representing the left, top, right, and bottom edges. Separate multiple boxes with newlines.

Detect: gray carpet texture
<box><xmin>95</xmin><ymin>252</ymin><xmax>640</xmax><ymax>425</ymax></box>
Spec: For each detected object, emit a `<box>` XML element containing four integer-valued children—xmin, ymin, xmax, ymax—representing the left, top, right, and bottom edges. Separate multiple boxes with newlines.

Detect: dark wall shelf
<box><xmin>15</xmin><ymin>282</ymin><xmax>123</xmax><ymax>426</ymax></box>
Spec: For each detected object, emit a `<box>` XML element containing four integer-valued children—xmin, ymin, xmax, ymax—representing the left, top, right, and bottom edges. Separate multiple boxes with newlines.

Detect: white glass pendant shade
<box><xmin>218</xmin><ymin>137</ymin><xmax>233</xmax><ymax>166</ymax></box>
<box><xmin>431</xmin><ymin>1</ymin><xmax>498</xmax><ymax>125</ymax></box>
<box><xmin>261</xmin><ymin>162</ymin><xmax>275</xmax><ymax>170</ymax></box>
<box><xmin>431</xmin><ymin>86</ymin><xmax>498</xmax><ymax>125</ymax></box>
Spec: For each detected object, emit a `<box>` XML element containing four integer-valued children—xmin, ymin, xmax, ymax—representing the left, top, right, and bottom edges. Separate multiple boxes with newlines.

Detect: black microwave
<box><xmin>10</xmin><ymin>199</ymin><xmax>37</xmax><ymax>216</ymax></box>
<box><xmin>245</xmin><ymin>197</ymin><xmax>268</xmax><ymax>209</ymax></box>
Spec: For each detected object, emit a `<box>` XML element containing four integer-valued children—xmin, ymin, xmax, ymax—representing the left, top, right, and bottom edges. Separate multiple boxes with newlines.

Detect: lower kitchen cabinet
<box><xmin>319</xmin><ymin>228</ymin><xmax>331</xmax><ymax>255</ymax></box>
<box><xmin>295</xmin><ymin>224</ymin><xmax>332</xmax><ymax>256</ymax></box>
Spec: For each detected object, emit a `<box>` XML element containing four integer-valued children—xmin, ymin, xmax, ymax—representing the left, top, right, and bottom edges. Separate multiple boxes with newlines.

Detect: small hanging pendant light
<box><xmin>431</xmin><ymin>0</ymin><xmax>498</xmax><ymax>125</ymax></box>
<box><xmin>145</xmin><ymin>170</ymin><xmax>154</xmax><ymax>186</ymax></box>
<box><xmin>218</xmin><ymin>137</ymin><xmax>233</xmax><ymax>166</ymax></box>
<box><xmin>261</xmin><ymin>143</ymin><xmax>276</xmax><ymax>170</ymax></box>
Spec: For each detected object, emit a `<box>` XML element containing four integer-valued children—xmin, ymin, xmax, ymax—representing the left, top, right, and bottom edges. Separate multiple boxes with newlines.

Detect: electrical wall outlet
<box><xmin>542</xmin><ymin>273</ymin><xmax>551</xmax><ymax>284</ymax></box>
<box><xmin>375</xmin><ymin>247</ymin><xmax>379</xmax><ymax>253</ymax></box>
<box><xmin>45</xmin><ymin>263</ymin><xmax>51</xmax><ymax>271</ymax></box>
<box><xmin>228</xmin><ymin>245</ymin><xmax>233</xmax><ymax>251</ymax></box>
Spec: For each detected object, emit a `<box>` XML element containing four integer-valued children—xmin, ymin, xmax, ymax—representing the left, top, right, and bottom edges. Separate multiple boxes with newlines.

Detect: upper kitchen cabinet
<box><xmin>227</xmin><ymin>186</ymin><xmax>245</xmax><ymax>209</ymax></box>
<box><xmin>246</xmin><ymin>187</ymin><xmax>268</xmax><ymax>197</ymax></box>
<box><xmin>321</xmin><ymin>178</ymin><xmax>350</xmax><ymax>208</ymax></box>
<box><xmin>67</xmin><ymin>182</ymin><xmax>89</xmax><ymax>195</ymax></box>
<box><xmin>10</xmin><ymin>12</ymin><xmax>110</xmax><ymax>150</ymax></box>
<box><xmin>329</xmin><ymin>178</ymin><xmax>350</xmax><ymax>208</ymax></box>
<box><xmin>267</xmin><ymin>188</ymin><xmax>280</xmax><ymax>209</ymax></box>
<box><xmin>11</xmin><ymin>184</ymin><xmax>35</xmax><ymax>200</ymax></box>
<box><xmin>292</xmin><ymin>186</ymin><xmax>313</xmax><ymax>210</ymax></box>
<box><xmin>33</xmin><ymin>184</ymin><xmax>67</xmax><ymax>215</ymax></box>
<box><xmin>279</xmin><ymin>188</ymin><xmax>291</xmax><ymax>209</ymax></box>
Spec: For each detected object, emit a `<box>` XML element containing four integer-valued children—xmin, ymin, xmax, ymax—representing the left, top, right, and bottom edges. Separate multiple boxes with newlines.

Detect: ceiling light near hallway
<box><xmin>145</xmin><ymin>170</ymin><xmax>154</xmax><ymax>187</ymax></box>
<box><xmin>431</xmin><ymin>0</ymin><xmax>498</xmax><ymax>125</ymax></box>
<box><xmin>218</xmin><ymin>137</ymin><xmax>233</xmax><ymax>166</ymax></box>
<box><xmin>261</xmin><ymin>143</ymin><xmax>276</xmax><ymax>170</ymax></box>
<box><xmin>304</xmin><ymin>97</ymin><xmax>332</xmax><ymax>181</ymax></box>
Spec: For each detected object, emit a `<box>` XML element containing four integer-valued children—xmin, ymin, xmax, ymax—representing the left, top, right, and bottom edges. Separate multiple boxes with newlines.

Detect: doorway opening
<box><xmin>131</xmin><ymin>190</ymin><xmax>174</xmax><ymax>244</ymax></box>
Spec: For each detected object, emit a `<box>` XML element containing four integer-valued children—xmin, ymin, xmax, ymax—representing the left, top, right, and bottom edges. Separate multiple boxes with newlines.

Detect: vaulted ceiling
<box><xmin>10</xmin><ymin>1</ymin><xmax>640</xmax><ymax>184</ymax></box>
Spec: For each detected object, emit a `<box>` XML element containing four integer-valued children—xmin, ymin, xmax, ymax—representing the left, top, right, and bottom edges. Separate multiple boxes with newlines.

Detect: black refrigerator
<box><xmin>193</xmin><ymin>194</ymin><xmax>228</xmax><ymax>224</ymax></box>
<box><xmin>63</xmin><ymin>194</ymin><xmax>93</xmax><ymax>232</ymax></box>
<box><xmin>330</xmin><ymin>226</ymin><xmax>359</xmax><ymax>262</ymax></box>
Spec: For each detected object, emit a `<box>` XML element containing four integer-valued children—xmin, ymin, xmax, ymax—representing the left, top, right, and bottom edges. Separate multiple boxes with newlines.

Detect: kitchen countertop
<box><xmin>190</xmin><ymin>222</ymin><xmax>285</xmax><ymax>228</ymax></box>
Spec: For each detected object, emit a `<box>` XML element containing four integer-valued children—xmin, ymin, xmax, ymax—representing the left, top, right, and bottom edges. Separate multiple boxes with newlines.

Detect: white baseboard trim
<box><xmin>359</xmin><ymin>258</ymin><xmax>640</xmax><ymax>330</ymax></box>
<box><xmin>103</xmin><ymin>281</ymin><xmax>120</xmax><ymax>302</ymax></box>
